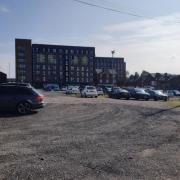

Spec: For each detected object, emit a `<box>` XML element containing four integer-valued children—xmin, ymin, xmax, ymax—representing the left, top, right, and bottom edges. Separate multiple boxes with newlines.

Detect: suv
<box><xmin>0</xmin><ymin>85</ymin><xmax>44</xmax><ymax>114</ymax></box>
<box><xmin>81</xmin><ymin>86</ymin><xmax>98</xmax><ymax>98</ymax></box>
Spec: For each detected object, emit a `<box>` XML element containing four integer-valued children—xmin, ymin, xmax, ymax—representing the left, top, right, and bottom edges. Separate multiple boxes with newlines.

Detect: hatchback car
<box><xmin>0</xmin><ymin>85</ymin><xmax>44</xmax><ymax>114</ymax></box>
<box><xmin>81</xmin><ymin>86</ymin><xmax>98</xmax><ymax>98</ymax></box>
<box><xmin>109</xmin><ymin>87</ymin><xmax>130</xmax><ymax>99</ymax></box>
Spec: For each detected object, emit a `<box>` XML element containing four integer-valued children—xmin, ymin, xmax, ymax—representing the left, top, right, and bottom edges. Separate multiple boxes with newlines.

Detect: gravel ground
<box><xmin>0</xmin><ymin>91</ymin><xmax>180</xmax><ymax>180</ymax></box>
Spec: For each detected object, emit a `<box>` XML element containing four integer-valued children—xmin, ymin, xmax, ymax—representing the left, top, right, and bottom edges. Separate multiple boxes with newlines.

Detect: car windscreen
<box><xmin>87</xmin><ymin>87</ymin><xmax>95</xmax><ymax>90</ymax></box>
<box><xmin>135</xmin><ymin>89</ymin><xmax>146</xmax><ymax>93</ymax></box>
<box><xmin>154</xmin><ymin>90</ymin><xmax>165</xmax><ymax>95</ymax></box>
<box><xmin>174</xmin><ymin>90</ymin><xmax>180</xmax><ymax>94</ymax></box>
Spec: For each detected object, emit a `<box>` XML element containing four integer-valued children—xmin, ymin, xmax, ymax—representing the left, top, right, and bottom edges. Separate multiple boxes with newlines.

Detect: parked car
<box><xmin>61</xmin><ymin>86</ymin><xmax>68</xmax><ymax>91</ymax></box>
<box><xmin>172</xmin><ymin>90</ymin><xmax>180</xmax><ymax>96</ymax></box>
<box><xmin>66</xmin><ymin>86</ymin><xmax>80</xmax><ymax>94</ymax></box>
<box><xmin>96</xmin><ymin>87</ymin><xmax>104</xmax><ymax>96</ymax></box>
<box><xmin>0</xmin><ymin>85</ymin><xmax>44</xmax><ymax>114</ymax></box>
<box><xmin>81</xmin><ymin>86</ymin><xmax>98</xmax><ymax>98</ymax></box>
<box><xmin>147</xmin><ymin>90</ymin><xmax>168</xmax><ymax>101</ymax></box>
<box><xmin>43</xmin><ymin>84</ymin><xmax>60</xmax><ymax>91</ymax></box>
<box><xmin>103</xmin><ymin>86</ymin><xmax>113</xmax><ymax>94</ymax></box>
<box><xmin>126</xmin><ymin>88</ymin><xmax>150</xmax><ymax>100</ymax></box>
<box><xmin>109</xmin><ymin>87</ymin><xmax>130</xmax><ymax>100</ymax></box>
<box><xmin>166</xmin><ymin>90</ymin><xmax>174</xmax><ymax>97</ymax></box>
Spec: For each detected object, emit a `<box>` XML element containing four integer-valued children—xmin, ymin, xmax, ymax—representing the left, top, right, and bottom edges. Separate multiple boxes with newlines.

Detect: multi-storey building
<box><xmin>16</xmin><ymin>39</ymin><xmax>95</xmax><ymax>86</ymax></box>
<box><xmin>15</xmin><ymin>39</ymin><xmax>126</xmax><ymax>86</ymax></box>
<box><xmin>95</xmin><ymin>57</ymin><xmax>126</xmax><ymax>85</ymax></box>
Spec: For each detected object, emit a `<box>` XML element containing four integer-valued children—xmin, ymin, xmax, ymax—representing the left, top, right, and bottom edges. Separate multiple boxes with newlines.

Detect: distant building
<box><xmin>95</xmin><ymin>57</ymin><xmax>126</xmax><ymax>85</ymax></box>
<box><xmin>15</xmin><ymin>39</ymin><xmax>32</xmax><ymax>83</ymax></box>
<box><xmin>0</xmin><ymin>71</ymin><xmax>7</xmax><ymax>83</ymax></box>
<box><xmin>15</xmin><ymin>39</ymin><xmax>126</xmax><ymax>87</ymax></box>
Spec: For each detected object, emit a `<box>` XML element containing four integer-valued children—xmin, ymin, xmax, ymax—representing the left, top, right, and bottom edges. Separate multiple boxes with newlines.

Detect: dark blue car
<box><xmin>0</xmin><ymin>85</ymin><xmax>44</xmax><ymax>114</ymax></box>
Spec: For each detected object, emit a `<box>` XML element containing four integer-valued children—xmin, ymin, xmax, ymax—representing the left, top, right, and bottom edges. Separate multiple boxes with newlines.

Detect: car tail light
<box><xmin>36</xmin><ymin>95</ymin><xmax>44</xmax><ymax>102</ymax></box>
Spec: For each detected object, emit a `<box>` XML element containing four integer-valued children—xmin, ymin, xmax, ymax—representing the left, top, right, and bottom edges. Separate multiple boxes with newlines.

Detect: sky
<box><xmin>0</xmin><ymin>0</ymin><xmax>180</xmax><ymax>78</ymax></box>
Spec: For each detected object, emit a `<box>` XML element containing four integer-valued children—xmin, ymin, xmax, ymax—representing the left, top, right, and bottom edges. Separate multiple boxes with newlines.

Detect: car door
<box><xmin>0</xmin><ymin>86</ymin><xmax>16</xmax><ymax>110</ymax></box>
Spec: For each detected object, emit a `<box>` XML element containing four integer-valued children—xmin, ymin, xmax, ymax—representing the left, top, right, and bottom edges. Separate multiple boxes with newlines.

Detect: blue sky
<box><xmin>1</xmin><ymin>0</ymin><xmax>180</xmax><ymax>77</ymax></box>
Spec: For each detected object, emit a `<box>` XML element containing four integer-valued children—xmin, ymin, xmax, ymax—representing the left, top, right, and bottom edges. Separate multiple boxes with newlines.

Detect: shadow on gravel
<box><xmin>0</xmin><ymin>111</ymin><xmax>38</xmax><ymax>118</ymax></box>
<box><xmin>144</xmin><ymin>105</ymin><xmax>180</xmax><ymax>117</ymax></box>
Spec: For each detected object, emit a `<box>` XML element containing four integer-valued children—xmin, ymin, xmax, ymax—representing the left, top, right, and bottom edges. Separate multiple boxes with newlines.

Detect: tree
<box><xmin>134</xmin><ymin>72</ymin><xmax>140</xmax><ymax>80</ymax></box>
<box><xmin>126</xmin><ymin>70</ymin><xmax>130</xmax><ymax>78</ymax></box>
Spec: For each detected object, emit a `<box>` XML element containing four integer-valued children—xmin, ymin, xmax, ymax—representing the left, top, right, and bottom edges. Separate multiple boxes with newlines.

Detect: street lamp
<box><xmin>111</xmin><ymin>50</ymin><xmax>115</xmax><ymax>58</ymax></box>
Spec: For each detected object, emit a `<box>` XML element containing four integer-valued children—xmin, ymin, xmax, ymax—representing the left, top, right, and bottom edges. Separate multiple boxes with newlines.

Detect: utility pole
<box><xmin>8</xmin><ymin>62</ymin><xmax>11</xmax><ymax>78</ymax></box>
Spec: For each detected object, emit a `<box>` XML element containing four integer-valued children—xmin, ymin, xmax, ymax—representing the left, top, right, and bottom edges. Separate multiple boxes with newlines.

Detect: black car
<box><xmin>126</xmin><ymin>88</ymin><xmax>150</xmax><ymax>100</ymax></box>
<box><xmin>103</xmin><ymin>86</ymin><xmax>113</xmax><ymax>94</ymax></box>
<box><xmin>0</xmin><ymin>85</ymin><xmax>44</xmax><ymax>114</ymax></box>
<box><xmin>147</xmin><ymin>90</ymin><xmax>168</xmax><ymax>101</ymax></box>
<box><xmin>109</xmin><ymin>87</ymin><xmax>130</xmax><ymax>99</ymax></box>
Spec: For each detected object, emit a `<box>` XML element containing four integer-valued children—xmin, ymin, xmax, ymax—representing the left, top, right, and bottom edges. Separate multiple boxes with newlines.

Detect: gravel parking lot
<box><xmin>0</xmin><ymin>91</ymin><xmax>180</xmax><ymax>180</ymax></box>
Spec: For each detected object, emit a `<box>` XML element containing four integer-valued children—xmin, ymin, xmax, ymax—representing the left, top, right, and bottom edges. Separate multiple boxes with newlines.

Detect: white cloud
<box><xmin>0</xmin><ymin>4</ymin><xmax>10</xmax><ymax>13</ymax></box>
<box><xmin>90</xmin><ymin>13</ymin><xmax>180</xmax><ymax>74</ymax></box>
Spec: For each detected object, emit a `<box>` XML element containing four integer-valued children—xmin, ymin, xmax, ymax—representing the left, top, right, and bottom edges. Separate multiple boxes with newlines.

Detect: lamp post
<box><xmin>111</xmin><ymin>50</ymin><xmax>115</xmax><ymax>58</ymax></box>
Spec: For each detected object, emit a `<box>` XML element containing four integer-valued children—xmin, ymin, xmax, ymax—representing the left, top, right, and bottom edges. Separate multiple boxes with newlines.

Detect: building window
<box><xmin>43</xmin><ymin>76</ymin><xmax>46</xmax><ymax>82</ymax></box>
<box><xmin>37</xmin><ymin>53</ymin><xmax>45</xmax><ymax>63</ymax></box>
<box><xmin>59</xmin><ymin>49</ymin><xmax>63</xmax><ymax>53</ymax></box>
<box><xmin>48</xmin><ymin>54</ymin><xmax>56</xmax><ymax>64</ymax></box>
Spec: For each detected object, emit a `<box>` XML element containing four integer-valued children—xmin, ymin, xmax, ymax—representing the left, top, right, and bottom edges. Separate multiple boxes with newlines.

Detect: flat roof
<box><xmin>32</xmin><ymin>43</ymin><xmax>95</xmax><ymax>49</ymax></box>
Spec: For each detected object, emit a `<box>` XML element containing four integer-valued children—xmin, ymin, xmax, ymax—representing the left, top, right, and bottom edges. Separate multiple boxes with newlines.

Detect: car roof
<box><xmin>0</xmin><ymin>84</ymin><xmax>31</xmax><ymax>89</ymax></box>
<box><xmin>1</xmin><ymin>83</ymin><xmax>31</xmax><ymax>86</ymax></box>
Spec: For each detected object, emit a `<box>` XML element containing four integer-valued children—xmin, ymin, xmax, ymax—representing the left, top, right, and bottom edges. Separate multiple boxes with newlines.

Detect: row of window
<box><xmin>32</xmin><ymin>47</ymin><xmax>94</xmax><ymax>55</ymax></box>
<box><xmin>33</xmin><ymin>76</ymin><xmax>93</xmax><ymax>83</ymax></box>
<box><xmin>33</xmin><ymin>55</ymin><xmax>93</xmax><ymax>66</ymax></box>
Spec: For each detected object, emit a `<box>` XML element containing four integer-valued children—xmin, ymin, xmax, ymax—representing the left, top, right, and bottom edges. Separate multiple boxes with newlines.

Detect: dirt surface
<box><xmin>0</xmin><ymin>91</ymin><xmax>180</xmax><ymax>180</ymax></box>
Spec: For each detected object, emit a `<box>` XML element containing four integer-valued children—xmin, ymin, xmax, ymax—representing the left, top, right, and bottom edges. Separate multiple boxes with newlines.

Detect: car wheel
<box><xmin>126</xmin><ymin>97</ymin><xmax>130</xmax><ymax>100</ymax></box>
<box><xmin>146</xmin><ymin>98</ymin><xmax>149</xmax><ymax>101</ymax></box>
<box><xmin>154</xmin><ymin>97</ymin><xmax>157</xmax><ymax>101</ymax></box>
<box><xmin>17</xmin><ymin>102</ymin><xmax>32</xmax><ymax>115</ymax></box>
<box><xmin>164</xmin><ymin>97</ymin><xmax>168</xmax><ymax>101</ymax></box>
